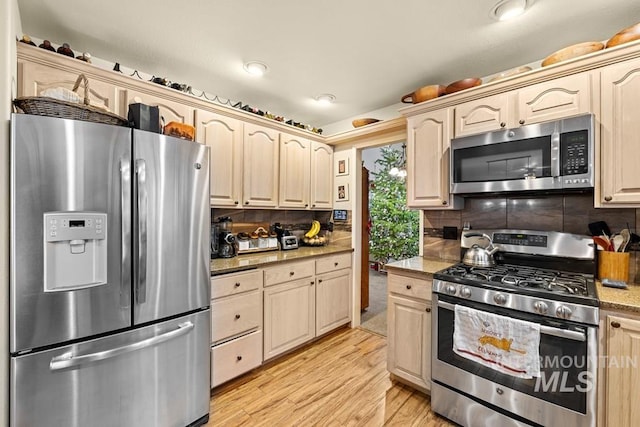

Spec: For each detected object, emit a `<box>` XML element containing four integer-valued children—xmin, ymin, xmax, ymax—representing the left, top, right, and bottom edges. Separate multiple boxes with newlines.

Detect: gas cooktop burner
<box><xmin>439</xmin><ymin>263</ymin><xmax>593</xmax><ymax>298</ymax></box>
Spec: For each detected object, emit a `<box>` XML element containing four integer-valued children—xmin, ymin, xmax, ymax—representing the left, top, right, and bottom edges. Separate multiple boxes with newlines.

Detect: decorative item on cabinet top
<box><xmin>13</xmin><ymin>73</ymin><xmax>128</xmax><ymax>126</ymax></box>
<box><xmin>541</xmin><ymin>41</ymin><xmax>604</xmax><ymax>67</ymax></box>
<box><xmin>606</xmin><ymin>21</ymin><xmax>640</xmax><ymax>48</ymax></box>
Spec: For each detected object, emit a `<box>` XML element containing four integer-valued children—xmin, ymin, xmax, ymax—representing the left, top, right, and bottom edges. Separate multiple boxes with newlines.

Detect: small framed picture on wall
<box><xmin>336</xmin><ymin>184</ymin><xmax>349</xmax><ymax>201</ymax></box>
<box><xmin>336</xmin><ymin>158</ymin><xmax>349</xmax><ymax>176</ymax></box>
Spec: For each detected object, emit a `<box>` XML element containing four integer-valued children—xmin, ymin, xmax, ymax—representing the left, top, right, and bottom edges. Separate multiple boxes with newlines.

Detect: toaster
<box><xmin>280</xmin><ymin>235</ymin><xmax>298</xmax><ymax>250</ymax></box>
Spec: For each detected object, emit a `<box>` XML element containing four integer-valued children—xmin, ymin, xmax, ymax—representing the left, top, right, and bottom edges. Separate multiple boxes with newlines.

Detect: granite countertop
<box><xmin>211</xmin><ymin>246</ymin><xmax>354</xmax><ymax>275</ymax></box>
<box><xmin>596</xmin><ymin>281</ymin><xmax>640</xmax><ymax>314</ymax></box>
<box><xmin>384</xmin><ymin>256</ymin><xmax>455</xmax><ymax>276</ymax></box>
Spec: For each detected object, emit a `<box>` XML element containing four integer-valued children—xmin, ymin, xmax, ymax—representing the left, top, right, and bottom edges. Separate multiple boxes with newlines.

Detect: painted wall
<box><xmin>1</xmin><ymin>1</ymin><xmax>22</xmax><ymax>423</ymax></box>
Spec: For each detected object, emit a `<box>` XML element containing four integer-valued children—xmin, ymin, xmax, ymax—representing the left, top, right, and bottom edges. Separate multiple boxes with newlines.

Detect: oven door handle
<box><xmin>436</xmin><ymin>300</ymin><xmax>586</xmax><ymax>342</ymax></box>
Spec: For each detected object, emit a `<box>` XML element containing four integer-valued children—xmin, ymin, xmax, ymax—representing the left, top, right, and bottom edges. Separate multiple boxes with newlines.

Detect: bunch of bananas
<box><xmin>304</xmin><ymin>220</ymin><xmax>321</xmax><ymax>238</ymax></box>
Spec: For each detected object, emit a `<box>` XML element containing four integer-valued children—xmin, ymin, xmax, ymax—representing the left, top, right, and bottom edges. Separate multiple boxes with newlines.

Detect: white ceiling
<box><xmin>16</xmin><ymin>0</ymin><xmax>640</xmax><ymax>132</ymax></box>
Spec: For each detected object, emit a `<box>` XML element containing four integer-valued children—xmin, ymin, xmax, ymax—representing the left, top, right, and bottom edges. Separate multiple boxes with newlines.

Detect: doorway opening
<box><xmin>359</xmin><ymin>143</ymin><xmax>420</xmax><ymax>336</ymax></box>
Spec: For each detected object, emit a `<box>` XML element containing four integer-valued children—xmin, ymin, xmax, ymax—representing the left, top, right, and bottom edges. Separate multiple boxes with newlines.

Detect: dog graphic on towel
<box><xmin>454</xmin><ymin>305</ymin><xmax>541</xmax><ymax>378</ymax></box>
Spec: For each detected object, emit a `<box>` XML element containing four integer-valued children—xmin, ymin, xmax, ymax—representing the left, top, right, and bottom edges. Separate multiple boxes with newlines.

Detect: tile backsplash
<box><xmin>423</xmin><ymin>192</ymin><xmax>640</xmax><ymax>283</ymax></box>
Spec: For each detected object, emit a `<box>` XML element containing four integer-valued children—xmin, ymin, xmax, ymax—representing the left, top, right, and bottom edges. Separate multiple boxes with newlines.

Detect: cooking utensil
<box><xmin>445</xmin><ymin>78</ymin><xmax>482</xmax><ymax>95</ymax></box>
<box><xmin>401</xmin><ymin>84</ymin><xmax>446</xmax><ymax>104</ymax></box>
<box><xmin>588</xmin><ymin>221</ymin><xmax>611</xmax><ymax>238</ymax></box>
<box><xmin>606</xmin><ymin>22</ymin><xmax>640</xmax><ymax>48</ymax></box>
<box><xmin>619</xmin><ymin>229</ymin><xmax>631</xmax><ymax>252</ymax></box>
<box><xmin>462</xmin><ymin>233</ymin><xmax>499</xmax><ymax>267</ymax></box>
<box><xmin>541</xmin><ymin>42</ymin><xmax>604</xmax><ymax>67</ymax></box>
<box><xmin>352</xmin><ymin>118</ymin><xmax>380</xmax><ymax>128</ymax></box>
<box><xmin>612</xmin><ymin>234</ymin><xmax>624</xmax><ymax>252</ymax></box>
<box><xmin>593</xmin><ymin>236</ymin><xmax>611</xmax><ymax>251</ymax></box>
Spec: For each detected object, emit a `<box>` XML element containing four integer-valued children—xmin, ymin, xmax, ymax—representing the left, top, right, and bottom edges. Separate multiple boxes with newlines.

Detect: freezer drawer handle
<box><xmin>49</xmin><ymin>321</ymin><xmax>194</xmax><ymax>371</ymax></box>
<box><xmin>135</xmin><ymin>159</ymin><xmax>148</xmax><ymax>304</ymax></box>
<box><xmin>436</xmin><ymin>300</ymin><xmax>586</xmax><ymax>342</ymax></box>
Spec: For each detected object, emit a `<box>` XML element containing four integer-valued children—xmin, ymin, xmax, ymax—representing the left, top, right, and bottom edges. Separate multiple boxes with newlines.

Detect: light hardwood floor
<box><xmin>207</xmin><ymin>327</ymin><xmax>454</xmax><ymax>426</ymax></box>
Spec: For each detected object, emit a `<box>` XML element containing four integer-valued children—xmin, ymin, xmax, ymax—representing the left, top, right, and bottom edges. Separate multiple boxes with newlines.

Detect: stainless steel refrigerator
<box><xmin>10</xmin><ymin>114</ymin><xmax>211</xmax><ymax>427</ymax></box>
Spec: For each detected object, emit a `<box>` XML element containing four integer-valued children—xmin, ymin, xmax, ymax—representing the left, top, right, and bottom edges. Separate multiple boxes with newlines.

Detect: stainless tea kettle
<box><xmin>462</xmin><ymin>233</ymin><xmax>500</xmax><ymax>267</ymax></box>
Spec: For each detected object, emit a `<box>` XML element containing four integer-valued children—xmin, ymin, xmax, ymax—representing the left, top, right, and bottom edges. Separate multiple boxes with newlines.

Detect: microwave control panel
<box><xmin>561</xmin><ymin>130</ymin><xmax>589</xmax><ymax>176</ymax></box>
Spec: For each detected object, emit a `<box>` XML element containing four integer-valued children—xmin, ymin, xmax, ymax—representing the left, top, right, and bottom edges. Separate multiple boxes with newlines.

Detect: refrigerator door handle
<box><xmin>49</xmin><ymin>321</ymin><xmax>194</xmax><ymax>371</ymax></box>
<box><xmin>135</xmin><ymin>159</ymin><xmax>147</xmax><ymax>304</ymax></box>
<box><xmin>120</xmin><ymin>159</ymin><xmax>131</xmax><ymax>308</ymax></box>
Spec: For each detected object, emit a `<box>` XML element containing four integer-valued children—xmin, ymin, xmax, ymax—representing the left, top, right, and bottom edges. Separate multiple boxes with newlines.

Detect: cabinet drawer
<box><xmin>316</xmin><ymin>253</ymin><xmax>352</xmax><ymax>275</ymax></box>
<box><xmin>387</xmin><ymin>273</ymin><xmax>431</xmax><ymax>301</ymax></box>
<box><xmin>211</xmin><ymin>290</ymin><xmax>261</xmax><ymax>343</ymax></box>
<box><xmin>211</xmin><ymin>270</ymin><xmax>262</xmax><ymax>299</ymax></box>
<box><xmin>264</xmin><ymin>260</ymin><xmax>315</xmax><ymax>287</ymax></box>
<box><xmin>211</xmin><ymin>330</ymin><xmax>262</xmax><ymax>388</ymax></box>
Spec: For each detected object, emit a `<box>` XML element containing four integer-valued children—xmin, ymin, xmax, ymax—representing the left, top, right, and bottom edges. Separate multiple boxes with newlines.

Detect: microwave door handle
<box><xmin>135</xmin><ymin>159</ymin><xmax>147</xmax><ymax>304</ymax></box>
<box><xmin>436</xmin><ymin>300</ymin><xmax>586</xmax><ymax>342</ymax></box>
<box><xmin>120</xmin><ymin>159</ymin><xmax>131</xmax><ymax>309</ymax></box>
<box><xmin>551</xmin><ymin>131</ymin><xmax>560</xmax><ymax>177</ymax></box>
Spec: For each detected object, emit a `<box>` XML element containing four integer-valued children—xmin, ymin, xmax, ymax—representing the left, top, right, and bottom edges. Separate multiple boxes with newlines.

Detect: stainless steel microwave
<box><xmin>450</xmin><ymin>114</ymin><xmax>594</xmax><ymax>194</ymax></box>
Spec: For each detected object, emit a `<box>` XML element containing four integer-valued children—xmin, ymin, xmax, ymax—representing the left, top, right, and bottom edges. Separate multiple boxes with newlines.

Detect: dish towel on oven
<box><xmin>453</xmin><ymin>304</ymin><xmax>541</xmax><ymax>379</ymax></box>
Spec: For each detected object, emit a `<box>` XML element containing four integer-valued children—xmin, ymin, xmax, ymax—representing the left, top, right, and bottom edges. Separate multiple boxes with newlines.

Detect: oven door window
<box><xmin>453</xmin><ymin>136</ymin><xmax>551</xmax><ymax>183</ymax></box>
<box><xmin>437</xmin><ymin>297</ymin><xmax>589</xmax><ymax>414</ymax></box>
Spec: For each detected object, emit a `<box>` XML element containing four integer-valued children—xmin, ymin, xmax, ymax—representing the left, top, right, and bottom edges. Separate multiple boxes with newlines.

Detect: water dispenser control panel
<box><xmin>43</xmin><ymin>212</ymin><xmax>108</xmax><ymax>292</ymax></box>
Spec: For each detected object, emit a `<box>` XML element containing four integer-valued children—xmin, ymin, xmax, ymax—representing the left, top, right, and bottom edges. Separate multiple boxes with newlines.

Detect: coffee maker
<box><xmin>217</xmin><ymin>216</ymin><xmax>236</xmax><ymax>258</ymax></box>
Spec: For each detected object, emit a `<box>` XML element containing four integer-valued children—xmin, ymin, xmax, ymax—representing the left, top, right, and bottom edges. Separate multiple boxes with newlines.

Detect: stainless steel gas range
<box><xmin>431</xmin><ymin>230</ymin><xmax>598</xmax><ymax>427</ymax></box>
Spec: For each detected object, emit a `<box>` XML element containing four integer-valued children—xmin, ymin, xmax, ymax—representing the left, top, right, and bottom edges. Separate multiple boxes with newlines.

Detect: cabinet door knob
<box><xmin>406</xmin><ymin>284</ymin><xmax>412</xmax><ymax>290</ymax></box>
<box><xmin>244</xmin><ymin>201</ymin><xmax>249</xmax><ymax>205</ymax></box>
<box><xmin>611</xmin><ymin>321</ymin><xmax>621</xmax><ymax>328</ymax></box>
<box><xmin>234</xmin><ymin>282</ymin><xmax>241</xmax><ymax>287</ymax></box>
<box><xmin>305</xmin><ymin>204</ymin><xmax>308</xmax><ymax>207</ymax></box>
<box><xmin>500</xmin><ymin>122</ymin><xmax>506</xmax><ymax>128</ymax></box>
<box><xmin>312</xmin><ymin>204</ymin><xmax>316</xmax><ymax>207</ymax></box>
<box><xmin>237</xmin><ymin>355</ymin><xmax>242</xmax><ymax>361</ymax></box>
<box><xmin>235</xmin><ymin>314</ymin><xmax>241</xmax><ymax>320</ymax></box>
<box><xmin>234</xmin><ymin>201</ymin><xmax>239</xmax><ymax>205</ymax></box>
<box><xmin>289</xmin><ymin>271</ymin><xmax>295</xmax><ymax>276</ymax></box>
<box><xmin>310</xmin><ymin>281</ymin><xmax>315</xmax><ymax>285</ymax></box>
<box><xmin>318</xmin><ymin>279</ymin><xmax>323</xmax><ymax>283</ymax></box>
<box><xmin>426</xmin><ymin>307</ymin><xmax>431</xmax><ymax>313</ymax></box>
<box><xmin>334</xmin><ymin>262</ymin><xmax>339</xmax><ymax>267</ymax></box>
<box><xmin>519</xmin><ymin>119</ymin><xmax>525</xmax><ymax>125</ymax></box>
<box><xmin>604</xmin><ymin>196</ymin><xmax>613</xmax><ymax>202</ymax></box>
<box><xmin>442</xmin><ymin>200</ymin><xmax>447</xmax><ymax>205</ymax></box>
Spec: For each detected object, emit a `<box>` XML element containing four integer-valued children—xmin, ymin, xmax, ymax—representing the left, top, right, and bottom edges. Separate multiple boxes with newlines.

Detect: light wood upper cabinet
<box><xmin>195</xmin><ymin>110</ymin><xmax>243</xmax><ymax>207</ymax></box>
<box><xmin>243</xmin><ymin>124</ymin><xmax>279</xmax><ymax>207</ymax></box>
<box><xmin>407</xmin><ymin>108</ymin><xmax>461</xmax><ymax>209</ymax></box>
<box><xmin>454</xmin><ymin>93</ymin><xmax>511</xmax><ymax>137</ymax></box>
<box><xmin>310</xmin><ymin>141</ymin><xmax>333</xmax><ymax>209</ymax></box>
<box><xmin>600</xmin><ymin>57</ymin><xmax>640</xmax><ymax>207</ymax></box>
<box><xmin>604</xmin><ymin>314</ymin><xmax>640</xmax><ymax>427</ymax></box>
<box><xmin>279</xmin><ymin>134</ymin><xmax>311</xmax><ymax>208</ymax></box>
<box><xmin>18</xmin><ymin>61</ymin><xmax>117</xmax><ymax>112</ymax></box>
<box><xmin>516</xmin><ymin>72</ymin><xmax>593</xmax><ymax>126</ymax></box>
<box><xmin>119</xmin><ymin>88</ymin><xmax>194</xmax><ymax>126</ymax></box>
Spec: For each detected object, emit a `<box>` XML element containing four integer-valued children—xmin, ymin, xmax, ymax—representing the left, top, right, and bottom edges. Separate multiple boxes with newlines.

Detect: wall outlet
<box><xmin>443</xmin><ymin>226</ymin><xmax>458</xmax><ymax>240</ymax></box>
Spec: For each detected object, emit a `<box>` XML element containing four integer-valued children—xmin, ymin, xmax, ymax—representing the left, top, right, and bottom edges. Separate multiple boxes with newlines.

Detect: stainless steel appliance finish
<box><xmin>450</xmin><ymin>114</ymin><xmax>594</xmax><ymax>194</ymax></box>
<box><xmin>11</xmin><ymin>115</ymin><xmax>132</xmax><ymax>352</ymax></box>
<box><xmin>431</xmin><ymin>229</ymin><xmax>598</xmax><ymax>427</ymax></box>
<box><xmin>132</xmin><ymin>130</ymin><xmax>210</xmax><ymax>325</ymax></box>
<box><xmin>11</xmin><ymin>310</ymin><xmax>209</xmax><ymax>427</ymax></box>
<box><xmin>10</xmin><ymin>114</ymin><xmax>210</xmax><ymax>427</ymax></box>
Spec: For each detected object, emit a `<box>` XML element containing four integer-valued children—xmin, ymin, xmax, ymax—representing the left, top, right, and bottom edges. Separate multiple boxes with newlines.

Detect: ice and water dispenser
<box><xmin>43</xmin><ymin>212</ymin><xmax>108</xmax><ymax>292</ymax></box>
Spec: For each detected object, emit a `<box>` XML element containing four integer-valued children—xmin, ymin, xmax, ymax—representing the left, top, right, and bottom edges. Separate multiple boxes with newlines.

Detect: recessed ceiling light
<box><xmin>490</xmin><ymin>0</ymin><xmax>531</xmax><ymax>21</ymax></box>
<box><xmin>243</xmin><ymin>61</ymin><xmax>268</xmax><ymax>76</ymax></box>
<box><xmin>315</xmin><ymin>94</ymin><xmax>336</xmax><ymax>105</ymax></box>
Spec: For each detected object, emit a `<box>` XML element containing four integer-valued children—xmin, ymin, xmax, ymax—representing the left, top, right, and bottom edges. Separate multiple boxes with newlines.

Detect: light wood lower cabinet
<box><xmin>387</xmin><ymin>271</ymin><xmax>432</xmax><ymax>392</ymax></box>
<box><xmin>210</xmin><ymin>269</ymin><xmax>263</xmax><ymax>388</ymax></box>
<box><xmin>263</xmin><ymin>277</ymin><xmax>316</xmax><ymax>360</ymax></box>
<box><xmin>316</xmin><ymin>269</ymin><xmax>351</xmax><ymax>336</ymax></box>
<box><xmin>600</xmin><ymin>312</ymin><xmax>640</xmax><ymax>427</ymax></box>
